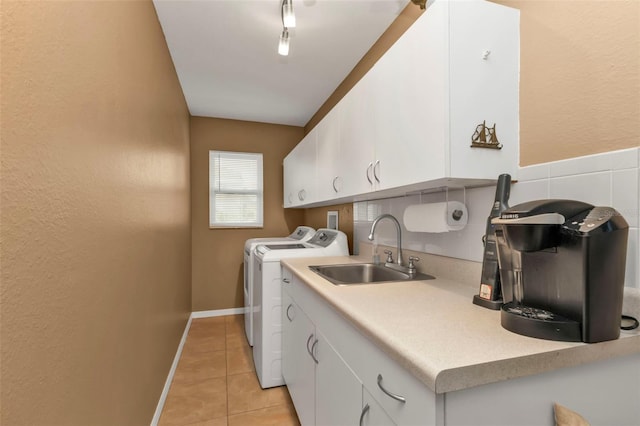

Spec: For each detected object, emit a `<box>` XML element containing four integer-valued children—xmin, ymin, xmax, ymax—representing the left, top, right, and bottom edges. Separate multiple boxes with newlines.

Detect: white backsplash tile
<box><xmin>613</xmin><ymin>168</ymin><xmax>639</xmax><ymax>227</ymax></box>
<box><xmin>353</xmin><ymin>148</ymin><xmax>639</xmax><ymax>288</ymax></box>
<box><xmin>509</xmin><ymin>179</ymin><xmax>549</xmax><ymax>206</ymax></box>
<box><xmin>549</xmin><ymin>171</ymin><xmax>612</xmax><ymax>206</ymax></box>
<box><xmin>518</xmin><ymin>163</ymin><xmax>549</xmax><ymax>181</ymax></box>
<box><xmin>549</xmin><ymin>148</ymin><xmax>638</xmax><ymax>178</ymax></box>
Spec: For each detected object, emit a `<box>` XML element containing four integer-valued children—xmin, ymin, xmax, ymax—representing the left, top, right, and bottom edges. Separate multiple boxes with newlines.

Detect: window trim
<box><xmin>209</xmin><ymin>150</ymin><xmax>264</xmax><ymax>229</ymax></box>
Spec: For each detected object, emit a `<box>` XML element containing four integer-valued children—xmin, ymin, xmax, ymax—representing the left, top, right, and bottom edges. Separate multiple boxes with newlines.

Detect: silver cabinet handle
<box><xmin>286</xmin><ymin>304</ymin><xmax>294</xmax><ymax>322</ymax></box>
<box><xmin>282</xmin><ymin>278</ymin><xmax>290</xmax><ymax>284</ymax></box>
<box><xmin>377</xmin><ymin>374</ymin><xmax>406</xmax><ymax>403</ymax></box>
<box><xmin>359</xmin><ymin>403</ymin><xmax>370</xmax><ymax>426</ymax></box>
<box><xmin>332</xmin><ymin>176</ymin><xmax>339</xmax><ymax>193</ymax></box>
<box><xmin>306</xmin><ymin>334</ymin><xmax>314</xmax><ymax>358</ymax></box>
<box><xmin>373</xmin><ymin>160</ymin><xmax>380</xmax><ymax>183</ymax></box>
<box><xmin>366</xmin><ymin>163</ymin><xmax>373</xmax><ymax>184</ymax></box>
<box><xmin>310</xmin><ymin>339</ymin><xmax>319</xmax><ymax>364</ymax></box>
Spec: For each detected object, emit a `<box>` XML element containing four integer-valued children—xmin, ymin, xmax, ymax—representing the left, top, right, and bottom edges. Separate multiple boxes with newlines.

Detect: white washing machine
<box><xmin>252</xmin><ymin>229</ymin><xmax>349</xmax><ymax>389</ymax></box>
<box><xmin>243</xmin><ymin>226</ymin><xmax>315</xmax><ymax>346</ymax></box>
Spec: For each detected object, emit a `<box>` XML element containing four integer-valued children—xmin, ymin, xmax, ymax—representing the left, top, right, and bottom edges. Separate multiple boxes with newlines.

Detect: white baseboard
<box><xmin>150</xmin><ymin>308</ymin><xmax>245</xmax><ymax>425</ymax></box>
<box><xmin>150</xmin><ymin>315</ymin><xmax>192</xmax><ymax>426</ymax></box>
<box><xmin>191</xmin><ymin>307</ymin><xmax>246</xmax><ymax>318</ymax></box>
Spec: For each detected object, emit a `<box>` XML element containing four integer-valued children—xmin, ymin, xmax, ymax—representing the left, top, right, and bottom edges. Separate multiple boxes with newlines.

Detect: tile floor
<box><xmin>159</xmin><ymin>314</ymin><xmax>300</xmax><ymax>426</ymax></box>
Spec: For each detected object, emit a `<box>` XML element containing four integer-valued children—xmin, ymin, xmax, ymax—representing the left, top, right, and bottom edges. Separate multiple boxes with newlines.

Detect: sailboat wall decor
<box><xmin>471</xmin><ymin>120</ymin><xmax>503</xmax><ymax>149</ymax></box>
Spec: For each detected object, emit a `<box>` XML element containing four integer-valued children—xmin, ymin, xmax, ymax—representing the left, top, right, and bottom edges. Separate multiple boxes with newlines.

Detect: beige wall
<box><xmin>0</xmin><ymin>1</ymin><xmax>191</xmax><ymax>425</ymax></box>
<box><xmin>190</xmin><ymin>117</ymin><xmax>304</xmax><ymax>311</ymax></box>
<box><xmin>494</xmin><ymin>0</ymin><xmax>640</xmax><ymax>165</ymax></box>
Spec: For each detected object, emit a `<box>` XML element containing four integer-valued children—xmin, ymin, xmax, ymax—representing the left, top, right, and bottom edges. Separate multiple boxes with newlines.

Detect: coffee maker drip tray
<box><xmin>501</xmin><ymin>302</ymin><xmax>581</xmax><ymax>342</ymax></box>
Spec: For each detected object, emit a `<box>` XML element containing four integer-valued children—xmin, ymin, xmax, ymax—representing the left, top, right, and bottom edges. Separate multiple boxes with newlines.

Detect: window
<box><xmin>209</xmin><ymin>151</ymin><xmax>263</xmax><ymax>228</ymax></box>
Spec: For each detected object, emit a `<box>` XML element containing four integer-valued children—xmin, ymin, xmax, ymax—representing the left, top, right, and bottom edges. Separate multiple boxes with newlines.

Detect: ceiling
<box><xmin>152</xmin><ymin>0</ymin><xmax>408</xmax><ymax>127</ymax></box>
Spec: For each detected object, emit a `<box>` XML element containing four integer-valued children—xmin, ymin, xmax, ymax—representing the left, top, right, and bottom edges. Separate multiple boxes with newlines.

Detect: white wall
<box><xmin>354</xmin><ymin>148</ymin><xmax>640</xmax><ymax>289</ymax></box>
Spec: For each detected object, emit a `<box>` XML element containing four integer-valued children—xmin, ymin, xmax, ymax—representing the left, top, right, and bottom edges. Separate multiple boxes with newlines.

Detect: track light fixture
<box><xmin>278</xmin><ymin>29</ymin><xmax>290</xmax><ymax>56</ymax></box>
<box><xmin>278</xmin><ymin>0</ymin><xmax>295</xmax><ymax>56</ymax></box>
<box><xmin>282</xmin><ymin>0</ymin><xmax>296</xmax><ymax>28</ymax></box>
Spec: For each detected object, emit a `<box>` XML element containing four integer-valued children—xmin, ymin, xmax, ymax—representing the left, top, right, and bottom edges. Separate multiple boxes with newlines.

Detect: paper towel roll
<box><xmin>403</xmin><ymin>201</ymin><xmax>468</xmax><ymax>233</ymax></box>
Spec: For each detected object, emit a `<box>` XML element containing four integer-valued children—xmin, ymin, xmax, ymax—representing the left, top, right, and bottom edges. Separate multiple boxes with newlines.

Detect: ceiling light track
<box><xmin>278</xmin><ymin>0</ymin><xmax>295</xmax><ymax>56</ymax></box>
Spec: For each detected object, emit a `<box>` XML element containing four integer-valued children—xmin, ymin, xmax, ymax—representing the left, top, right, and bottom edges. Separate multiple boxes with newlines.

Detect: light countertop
<box><xmin>280</xmin><ymin>255</ymin><xmax>640</xmax><ymax>394</ymax></box>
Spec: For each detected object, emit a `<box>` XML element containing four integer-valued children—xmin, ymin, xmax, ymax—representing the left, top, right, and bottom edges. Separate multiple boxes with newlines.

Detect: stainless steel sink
<box><xmin>309</xmin><ymin>263</ymin><xmax>435</xmax><ymax>286</ymax></box>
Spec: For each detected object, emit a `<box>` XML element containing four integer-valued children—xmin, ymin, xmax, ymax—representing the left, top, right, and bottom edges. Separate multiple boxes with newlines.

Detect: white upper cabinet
<box><xmin>446</xmin><ymin>0</ymin><xmax>519</xmax><ymax>179</ymax></box>
<box><xmin>338</xmin><ymin>76</ymin><xmax>377</xmax><ymax>197</ymax></box>
<box><xmin>284</xmin><ymin>0</ymin><xmax>519</xmax><ymax>208</ymax></box>
<box><xmin>315</xmin><ymin>103</ymin><xmax>344</xmax><ymax>201</ymax></box>
<box><xmin>283</xmin><ymin>130</ymin><xmax>317</xmax><ymax>208</ymax></box>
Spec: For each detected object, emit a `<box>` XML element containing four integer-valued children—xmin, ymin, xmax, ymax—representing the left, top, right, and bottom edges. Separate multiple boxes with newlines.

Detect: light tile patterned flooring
<box><xmin>159</xmin><ymin>315</ymin><xmax>300</xmax><ymax>426</ymax></box>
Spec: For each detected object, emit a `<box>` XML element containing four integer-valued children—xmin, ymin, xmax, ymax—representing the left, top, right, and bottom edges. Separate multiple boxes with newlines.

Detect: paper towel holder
<box><xmin>419</xmin><ymin>186</ymin><xmax>467</xmax><ymax>226</ymax></box>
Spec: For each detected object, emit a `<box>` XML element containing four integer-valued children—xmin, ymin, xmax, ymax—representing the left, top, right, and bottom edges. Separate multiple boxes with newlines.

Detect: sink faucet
<box><xmin>368</xmin><ymin>214</ymin><xmax>404</xmax><ymax>267</ymax></box>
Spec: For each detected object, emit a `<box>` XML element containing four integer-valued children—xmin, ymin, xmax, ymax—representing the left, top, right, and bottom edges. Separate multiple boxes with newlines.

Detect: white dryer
<box><xmin>243</xmin><ymin>226</ymin><xmax>315</xmax><ymax>346</ymax></box>
<box><xmin>252</xmin><ymin>229</ymin><xmax>349</xmax><ymax>389</ymax></box>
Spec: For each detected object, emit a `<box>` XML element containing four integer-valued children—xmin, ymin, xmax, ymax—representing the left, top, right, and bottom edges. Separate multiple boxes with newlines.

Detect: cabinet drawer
<box><xmin>359</xmin><ymin>348</ymin><xmax>435</xmax><ymax>426</ymax></box>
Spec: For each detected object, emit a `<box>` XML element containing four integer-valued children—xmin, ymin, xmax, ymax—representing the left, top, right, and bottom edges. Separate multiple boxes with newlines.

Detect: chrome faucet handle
<box><xmin>408</xmin><ymin>256</ymin><xmax>420</xmax><ymax>274</ymax></box>
<box><xmin>383</xmin><ymin>250</ymin><xmax>394</xmax><ymax>263</ymax></box>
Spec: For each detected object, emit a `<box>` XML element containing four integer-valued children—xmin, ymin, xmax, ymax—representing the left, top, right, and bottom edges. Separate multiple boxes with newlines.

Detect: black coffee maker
<box><xmin>492</xmin><ymin>199</ymin><xmax>628</xmax><ymax>343</ymax></box>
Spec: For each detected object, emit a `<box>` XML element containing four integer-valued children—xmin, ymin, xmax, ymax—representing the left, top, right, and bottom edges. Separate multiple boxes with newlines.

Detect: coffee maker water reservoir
<box><xmin>492</xmin><ymin>199</ymin><xmax>629</xmax><ymax>343</ymax></box>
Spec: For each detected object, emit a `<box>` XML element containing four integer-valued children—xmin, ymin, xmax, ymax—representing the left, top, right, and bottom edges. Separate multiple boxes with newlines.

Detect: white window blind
<box><xmin>209</xmin><ymin>151</ymin><xmax>263</xmax><ymax>228</ymax></box>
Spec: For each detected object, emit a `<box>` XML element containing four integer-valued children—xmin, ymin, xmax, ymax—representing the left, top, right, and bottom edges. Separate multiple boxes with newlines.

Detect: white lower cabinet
<box><xmin>281</xmin><ymin>267</ymin><xmax>437</xmax><ymax>426</ymax></box>
<box><xmin>282</xmin><ymin>290</ymin><xmax>315</xmax><ymax>426</ymax></box>
<box><xmin>315</xmin><ymin>330</ymin><xmax>363</xmax><ymax>425</ymax></box>
<box><xmin>282</xmin><ymin>266</ymin><xmax>640</xmax><ymax>426</ymax></box>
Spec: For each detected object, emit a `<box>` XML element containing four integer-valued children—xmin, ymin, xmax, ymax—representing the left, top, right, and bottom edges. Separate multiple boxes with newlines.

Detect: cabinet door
<box><xmin>283</xmin><ymin>154</ymin><xmax>294</xmax><ymax>207</ymax></box>
<box><xmin>282</xmin><ymin>288</ymin><xmax>295</xmax><ymax>384</ymax></box>
<box><xmin>315</xmin><ymin>330</ymin><xmax>363</xmax><ymax>426</ymax></box>
<box><xmin>339</xmin><ymin>73</ymin><xmax>376</xmax><ymax>197</ymax></box>
<box><xmin>286</xmin><ymin>301</ymin><xmax>316</xmax><ymax>426</ymax></box>
<box><xmin>447</xmin><ymin>0</ymin><xmax>519</xmax><ymax>179</ymax></box>
<box><xmin>370</xmin><ymin>1</ymin><xmax>448</xmax><ymax>190</ymax></box>
<box><xmin>316</xmin><ymin>104</ymin><xmax>342</xmax><ymax>201</ymax></box>
<box><xmin>285</xmin><ymin>131</ymin><xmax>317</xmax><ymax>207</ymax></box>
<box><xmin>361</xmin><ymin>388</ymin><xmax>397</xmax><ymax>426</ymax></box>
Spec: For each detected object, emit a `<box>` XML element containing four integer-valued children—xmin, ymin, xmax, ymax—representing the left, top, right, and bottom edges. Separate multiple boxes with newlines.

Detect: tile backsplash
<box><xmin>353</xmin><ymin>148</ymin><xmax>640</xmax><ymax>289</ymax></box>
